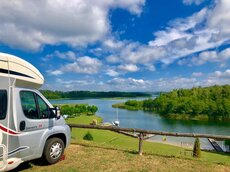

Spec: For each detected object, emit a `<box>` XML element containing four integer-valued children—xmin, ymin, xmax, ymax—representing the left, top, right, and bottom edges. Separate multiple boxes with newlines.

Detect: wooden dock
<box><xmin>208</xmin><ymin>138</ymin><xmax>224</xmax><ymax>152</ymax></box>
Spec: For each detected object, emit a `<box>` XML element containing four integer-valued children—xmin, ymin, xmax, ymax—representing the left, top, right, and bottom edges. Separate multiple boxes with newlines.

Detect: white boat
<box><xmin>112</xmin><ymin>120</ymin><xmax>120</xmax><ymax>126</ymax></box>
<box><xmin>112</xmin><ymin>108</ymin><xmax>120</xmax><ymax>126</ymax></box>
<box><xmin>0</xmin><ymin>53</ymin><xmax>44</xmax><ymax>89</ymax></box>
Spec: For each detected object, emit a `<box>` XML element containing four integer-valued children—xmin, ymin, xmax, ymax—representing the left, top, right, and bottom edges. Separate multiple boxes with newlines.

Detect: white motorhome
<box><xmin>0</xmin><ymin>53</ymin><xmax>71</xmax><ymax>171</ymax></box>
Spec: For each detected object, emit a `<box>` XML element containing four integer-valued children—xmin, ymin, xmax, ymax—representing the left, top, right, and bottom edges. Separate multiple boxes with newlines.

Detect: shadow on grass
<box><xmin>10</xmin><ymin>162</ymin><xmax>32</xmax><ymax>172</ymax></box>
<box><xmin>10</xmin><ymin>158</ymin><xmax>49</xmax><ymax>172</ymax></box>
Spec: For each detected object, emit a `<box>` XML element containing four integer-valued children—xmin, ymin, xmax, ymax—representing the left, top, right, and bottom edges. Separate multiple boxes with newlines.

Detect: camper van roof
<box><xmin>0</xmin><ymin>53</ymin><xmax>44</xmax><ymax>89</ymax></box>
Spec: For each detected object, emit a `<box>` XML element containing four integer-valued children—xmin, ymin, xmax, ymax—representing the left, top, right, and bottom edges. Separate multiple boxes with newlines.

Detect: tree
<box><xmin>88</xmin><ymin>105</ymin><xmax>98</xmax><ymax>115</ymax></box>
<box><xmin>193</xmin><ymin>138</ymin><xmax>201</xmax><ymax>158</ymax></box>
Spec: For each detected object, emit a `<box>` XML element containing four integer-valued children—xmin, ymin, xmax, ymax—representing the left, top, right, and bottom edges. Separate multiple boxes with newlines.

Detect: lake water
<box><xmin>50</xmin><ymin>98</ymin><xmax>230</xmax><ymax>151</ymax></box>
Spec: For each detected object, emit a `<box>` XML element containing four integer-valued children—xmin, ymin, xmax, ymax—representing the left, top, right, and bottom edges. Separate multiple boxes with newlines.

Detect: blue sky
<box><xmin>0</xmin><ymin>0</ymin><xmax>230</xmax><ymax>91</ymax></box>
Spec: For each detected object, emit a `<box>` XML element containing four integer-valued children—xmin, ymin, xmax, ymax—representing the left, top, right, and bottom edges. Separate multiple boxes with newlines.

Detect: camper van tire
<box><xmin>43</xmin><ymin>137</ymin><xmax>65</xmax><ymax>164</ymax></box>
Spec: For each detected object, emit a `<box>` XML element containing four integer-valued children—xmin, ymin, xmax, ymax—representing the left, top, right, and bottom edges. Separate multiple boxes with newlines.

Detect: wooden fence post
<box><xmin>138</xmin><ymin>133</ymin><xmax>144</xmax><ymax>155</ymax></box>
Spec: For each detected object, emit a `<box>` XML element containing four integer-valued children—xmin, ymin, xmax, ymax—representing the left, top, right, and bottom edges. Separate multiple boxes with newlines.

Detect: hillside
<box><xmin>13</xmin><ymin>145</ymin><xmax>230</xmax><ymax>172</ymax></box>
<box><xmin>12</xmin><ymin>115</ymin><xmax>230</xmax><ymax>171</ymax></box>
<box><xmin>114</xmin><ymin>85</ymin><xmax>230</xmax><ymax>121</ymax></box>
<box><xmin>40</xmin><ymin>90</ymin><xmax>150</xmax><ymax>99</ymax></box>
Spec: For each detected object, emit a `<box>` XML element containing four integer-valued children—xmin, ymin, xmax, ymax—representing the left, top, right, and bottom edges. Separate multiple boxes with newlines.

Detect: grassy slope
<box><xmin>14</xmin><ymin>115</ymin><xmax>230</xmax><ymax>171</ymax></box>
<box><xmin>66</xmin><ymin>116</ymin><xmax>230</xmax><ymax>165</ymax></box>
<box><xmin>14</xmin><ymin>145</ymin><xmax>230</xmax><ymax>172</ymax></box>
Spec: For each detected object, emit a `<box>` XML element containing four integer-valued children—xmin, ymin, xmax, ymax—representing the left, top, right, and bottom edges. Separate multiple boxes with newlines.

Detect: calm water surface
<box><xmin>50</xmin><ymin>98</ymin><xmax>230</xmax><ymax>150</ymax></box>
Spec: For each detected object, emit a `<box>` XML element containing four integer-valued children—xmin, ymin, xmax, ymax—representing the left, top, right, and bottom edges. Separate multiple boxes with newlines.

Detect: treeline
<box><xmin>59</xmin><ymin>104</ymin><xmax>98</xmax><ymax>117</ymax></box>
<box><xmin>41</xmin><ymin>90</ymin><xmax>150</xmax><ymax>99</ymax></box>
<box><xmin>124</xmin><ymin>85</ymin><xmax>230</xmax><ymax>120</ymax></box>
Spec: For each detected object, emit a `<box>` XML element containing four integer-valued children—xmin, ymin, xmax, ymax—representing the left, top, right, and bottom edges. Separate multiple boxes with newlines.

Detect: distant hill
<box><xmin>40</xmin><ymin>90</ymin><xmax>151</xmax><ymax>99</ymax></box>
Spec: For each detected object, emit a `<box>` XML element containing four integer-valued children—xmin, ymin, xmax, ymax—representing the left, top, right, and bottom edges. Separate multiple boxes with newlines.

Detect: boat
<box><xmin>112</xmin><ymin>107</ymin><xmax>120</xmax><ymax>126</ymax></box>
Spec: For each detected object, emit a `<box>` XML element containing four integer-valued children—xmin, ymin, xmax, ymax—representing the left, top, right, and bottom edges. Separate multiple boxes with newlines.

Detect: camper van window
<box><xmin>20</xmin><ymin>91</ymin><xmax>39</xmax><ymax>119</ymax></box>
<box><xmin>0</xmin><ymin>90</ymin><xmax>7</xmax><ymax>120</ymax></box>
<box><xmin>37</xmin><ymin>95</ymin><xmax>50</xmax><ymax>119</ymax></box>
<box><xmin>20</xmin><ymin>91</ymin><xmax>55</xmax><ymax>119</ymax></box>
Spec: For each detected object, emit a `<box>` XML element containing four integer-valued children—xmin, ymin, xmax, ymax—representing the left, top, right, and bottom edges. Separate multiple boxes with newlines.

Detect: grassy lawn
<box><xmin>66</xmin><ymin>115</ymin><xmax>103</xmax><ymax>125</ymax></box>
<box><xmin>67</xmin><ymin>115</ymin><xmax>230</xmax><ymax>165</ymax></box>
<box><xmin>13</xmin><ymin>115</ymin><xmax>230</xmax><ymax>171</ymax></box>
<box><xmin>14</xmin><ymin>145</ymin><xmax>230</xmax><ymax>172</ymax></box>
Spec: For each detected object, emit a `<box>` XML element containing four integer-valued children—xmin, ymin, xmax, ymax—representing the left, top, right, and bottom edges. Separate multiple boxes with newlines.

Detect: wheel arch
<box><xmin>45</xmin><ymin>133</ymin><xmax>67</xmax><ymax>148</ymax></box>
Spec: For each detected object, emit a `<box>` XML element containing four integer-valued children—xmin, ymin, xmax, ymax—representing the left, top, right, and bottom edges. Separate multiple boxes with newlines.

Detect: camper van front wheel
<box><xmin>43</xmin><ymin>138</ymin><xmax>64</xmax><ymax>164</ymax></box>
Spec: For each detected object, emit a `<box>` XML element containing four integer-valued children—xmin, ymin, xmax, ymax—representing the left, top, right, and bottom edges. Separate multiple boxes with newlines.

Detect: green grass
<box><xmin>112</xmin><ymin>103</ymin><xmax>141</xmax><ymax>111</ymax></box>
<box><xmin>66</xmin><ymin>115</ymin><xmax>103</xmax><ymax>125</ymax></box>
<box><xmin>12</xmin><ymin>115</ymin><xmax>230</xmax><ymax>171</ymax></box>
<box><xmin>14</xmin><ymin>145</ymin><xmax>230</xmax><ymax>172</ymax></box>
<box><xmin>67</xmin><ymin>115</ymin><xmax>230</xmax><ymax>165</ymax></box>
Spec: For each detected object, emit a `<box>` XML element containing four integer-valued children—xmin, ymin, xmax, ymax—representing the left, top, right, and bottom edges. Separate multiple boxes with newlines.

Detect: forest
<box><xmin>40</xmin><ymin>90</ymin><xmax>150</xmax><ymax>99</ymax></box>
<box><xmin>122</xmin><ymin>85</ymin><xmax>230</xmax><ymax>121</ymax></box>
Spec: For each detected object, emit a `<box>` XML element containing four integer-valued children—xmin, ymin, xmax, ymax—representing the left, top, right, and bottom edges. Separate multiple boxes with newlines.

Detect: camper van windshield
<box><xmin>0</xmin><ymin>90</ymin><xmax>7</xmax><ymax>120</ymax></box>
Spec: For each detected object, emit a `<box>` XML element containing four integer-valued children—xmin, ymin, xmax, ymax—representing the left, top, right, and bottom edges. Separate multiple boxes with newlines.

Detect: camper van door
<box><xmin>15</xmin><ymin>88</ymin><xmax>56</xmax><ymax>160</ymax></box>
<box><xmin>0</xmin><ymin>89</ymin><xmax>8</xmax><ymax>169</ymax></box>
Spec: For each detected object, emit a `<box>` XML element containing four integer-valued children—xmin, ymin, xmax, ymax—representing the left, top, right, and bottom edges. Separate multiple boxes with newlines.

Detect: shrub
<box><xmin>193</xmin><ymin>138</ymin><xmax>201</xmax><ymax>158</ymax></box>
<box><xmin>90</xmin><ymin>119</ymin><xmax>97</xmax><ymax>125</ymax></box>
<box><xmin>83</xmin><ymin>132</ymin><xmax>93</xmax><ymax>141</ymax></box>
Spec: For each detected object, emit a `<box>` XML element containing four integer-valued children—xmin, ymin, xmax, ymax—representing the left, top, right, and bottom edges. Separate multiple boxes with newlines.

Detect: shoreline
<box><xmin>146</xmin><ymin>138</ymin><xmax>193</xmax><ymax>149</ymax></box>
<box><xmin>47</xmin><ymin>96</ymin><xmax>150</xmax><ymax>101</ymax></box>
<box><xmin>112</xmin><ymin>103</ymin><xmax>230</xmax><ymax>122</ymax></box>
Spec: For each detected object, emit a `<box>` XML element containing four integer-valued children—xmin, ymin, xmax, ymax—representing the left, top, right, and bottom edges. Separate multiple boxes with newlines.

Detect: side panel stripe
<box><xmin>0</xmin><ymin>68</ymin><xmax>34</xmax><ymax>79</ymax></box>
<box><xmin>0</xmin><ymin>124</ymin><xmax>21</xmax><ymax>135</ymax></box>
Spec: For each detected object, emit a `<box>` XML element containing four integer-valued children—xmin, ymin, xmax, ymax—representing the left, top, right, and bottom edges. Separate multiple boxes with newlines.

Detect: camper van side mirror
<box><xmin>50</xmin><ymin>106</ymin><xmax>61</xmax><ymax>119</ymax></box>
<box><xmin>55</xmin><ymin>106</ymin><xmax>61</xmax><ymax>120</ymax></box>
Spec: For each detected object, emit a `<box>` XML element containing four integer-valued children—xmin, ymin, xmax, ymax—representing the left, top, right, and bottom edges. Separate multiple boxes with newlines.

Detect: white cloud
<box><xmin>54</xmin><ymin>51</ymin><xmax>77</xmax><ymax>61</ymax></box>
<box><xmin>212</xmin><ymin>69</ymin><xmax>230</xmax><ymax>78</ymax></box>
<box><xmin>50</xmin><ymin>56</ymin><xmax>102</xmax><ymax>75</ymax></box>
<box><xmin>183</xmin><ymin>0</ymin><xmax>205</xmax><ymax>5</ymax></box>
<box><xmin>151</xmin><ymin>77</ymin><xmax>199</xmax><ymax>91</ymax></box>
<box><xmin>208</xmin><ymin>0</ymin><xmax>230</xmax><ymax>37</ymax></box>
<box><xmin>105</xmin><ymin>77</ymin><xmax>200</xmax><ymax>91</ymax></box>
<box><xmin>55</xmin><ymin>78</ymin><xmax>96</xmax><ymax>90</ymax></box>
<box><xmin>56</xmin><ymin>78</ymin><xmax>95</xmax><ymax>85</ymax></box>
<box><xmin>106</xmin><ymin>69</ymin><xmax>119</xmax><ymax>77</ymax></box>
<box><xmin>201</xmin><ymin>69</ymin><xmax>230</xmax><ymax>86</ymax></box>
<box><xmin>106</xmin><ymin>55</ymin><xmax>121</xmax><ymax>64</ymax></box>
<box><xmin>0</xmin><ymin>0</ymin><xmax>145</xmax><ymax>50</ymax></box>
<box><xmin>144</xmin><ymin>64</ymin><xmax>156</xmax><ymax>71</ymax></box>
<box><xmin>46</xmin><ymin>69</ymin><xmax>230</xmax><ymax>91</ymax></box>
<box><xmin>104</xmin><ymin>6</ymin><xmax>229</xmax><ymax>68</ymax></box>
<box><xmin>47</xmin><ymin>70</ymin><xmax>63</xmax><ymax>76</ymax></box>
<box><xmin>149</xmin><ymin>8</ymin><xmax>207</xmax><ymax>47</ymax></box>
<box><xmin>107</xmin><ymin>77</ymin><xmax>150</xmax><ymax>90</ymax></box>
<box><xmin>178</xmin><ymin>47</ymin><xmax>230</xmax><ymax>66</ymax></box>
<box><xmin>43</xmin><ymin>50</ymin><xmax>77</xmax><ymax>61</ymax></box>
<box><xmin>192</xmin><ymin>72</ymin><xmax>203</xmax><ymax>77</ymax></box>
<box><xmin>103</xmin><ymin>39</ymin><xmax>124</xmax><ymax>50</ymax></box>
<box><xmin>106</xmin><ymin>1</ymin><xmax>230</xmax><ymax>68</ymax></box>
<box><xmin>118</xmin><ymin>64</ymin><xmax>139</xmax><ymax>72</ymax></box>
